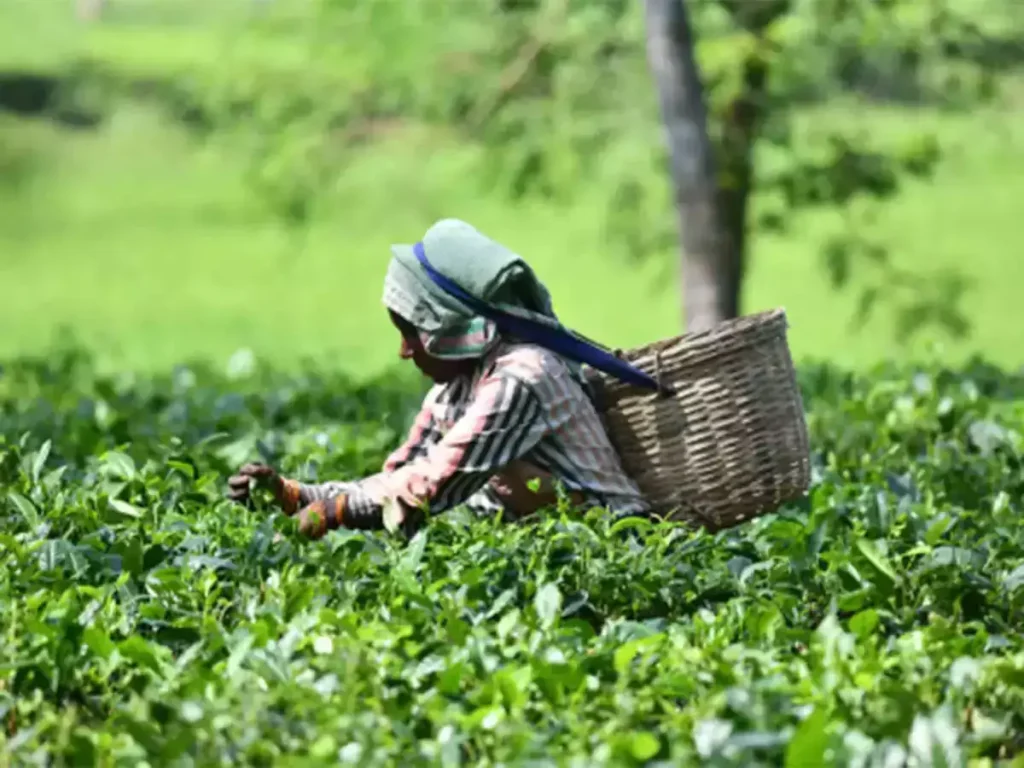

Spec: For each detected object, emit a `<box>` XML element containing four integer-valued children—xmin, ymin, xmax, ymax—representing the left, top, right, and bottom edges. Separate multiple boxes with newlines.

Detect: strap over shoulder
<box><xmin>413</xmin><ymin>241</ymin><xmax>672</xmax><ymax>395</ymax></box>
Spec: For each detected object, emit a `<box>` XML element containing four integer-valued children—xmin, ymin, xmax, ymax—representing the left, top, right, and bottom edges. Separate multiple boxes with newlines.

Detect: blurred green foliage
<box><xmin>61</xmin><ymin>0</ymin><xmax>1020</xmax><ymax>337</ymax></box>
<box><xmin>0</xmin><ymin>0</ymin><xmax>1022</xmax><ymax>349</ymax></box>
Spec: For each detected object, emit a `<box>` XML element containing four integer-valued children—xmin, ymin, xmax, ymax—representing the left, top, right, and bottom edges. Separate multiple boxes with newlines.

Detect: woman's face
<box><xmin>388</xmin><ymin>311</ymin><xmax>473</xmax><ymax>383</ymax></box>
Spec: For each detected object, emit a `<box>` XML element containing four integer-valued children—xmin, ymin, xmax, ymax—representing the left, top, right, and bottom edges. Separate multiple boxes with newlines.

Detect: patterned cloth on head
<box><xmin>382</xmin><ymin>219</ymin><xmax>563</xmax><ymax>361</ymax></box>
<box><xmin>278</xmin><ymin>219</ymin><xmax>650</xmax><ymax>532</ymax></box>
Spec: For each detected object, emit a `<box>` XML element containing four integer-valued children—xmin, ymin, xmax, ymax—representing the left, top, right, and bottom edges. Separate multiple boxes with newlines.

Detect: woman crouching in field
<box><xmin>227</xmin><ymin>218</ymin><xmax>651</xmax><ymax>538</ymax></box>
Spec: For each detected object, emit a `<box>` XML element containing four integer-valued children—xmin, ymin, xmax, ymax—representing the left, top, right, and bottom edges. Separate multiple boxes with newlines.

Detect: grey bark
<box><xmin>643</xmin><ymin>0</ymin><xmax>741</xmax><ymax>332</ymax></box>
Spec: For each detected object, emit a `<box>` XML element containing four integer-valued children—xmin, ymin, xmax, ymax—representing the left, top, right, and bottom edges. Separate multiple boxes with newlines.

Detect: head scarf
<box><xmin>383</xmin><ymin>218</ymin><xmax>559</xmax><ymax>361</ymax></box>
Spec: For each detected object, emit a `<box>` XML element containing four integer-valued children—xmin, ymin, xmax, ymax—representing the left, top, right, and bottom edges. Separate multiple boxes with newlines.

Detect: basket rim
<box><xmin>586</xmin><ymin>308</ymin><xmax>791</xmax><ymax>389</ymax></box>
<box><xmin>632</xmin><ymin>307</ymin><xmax>787</xmax><ymax>358</ymax></box>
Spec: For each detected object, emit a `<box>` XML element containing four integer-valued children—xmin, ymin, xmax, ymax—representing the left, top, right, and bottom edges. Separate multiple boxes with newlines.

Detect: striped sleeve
<box><xmin>382</xmin><ymin>384</ymin><xmax>443</xmax><ymax>472</ymax></box>
<box><xmin>387</xmin><ymin>372</ymin><xmax>549</xmax><ymax>515</ymax></box>
<box><xmin>278</xmin><ymin>477</ymin><xmax>393</xmax><ymax>530</ymax></box>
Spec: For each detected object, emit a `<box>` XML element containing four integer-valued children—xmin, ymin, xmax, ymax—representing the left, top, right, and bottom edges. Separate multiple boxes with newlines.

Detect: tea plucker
<box><xmin>228</xmin><ymin>219</ymin><xmax>660</xmax><ymax>538</ymax></box>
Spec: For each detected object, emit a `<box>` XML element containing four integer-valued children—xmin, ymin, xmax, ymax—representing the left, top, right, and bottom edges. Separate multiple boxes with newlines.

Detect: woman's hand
<box><xmin>227</xmin><ymin>463</ymin><xmax>287</xmax><ymax>508</ymax></box>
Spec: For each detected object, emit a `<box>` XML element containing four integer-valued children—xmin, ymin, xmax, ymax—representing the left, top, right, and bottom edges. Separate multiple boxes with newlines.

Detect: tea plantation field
<box><xmin>1</xmin><ymin>349</ymin><xmax>1023</xmax><ymax>766</ymax></box>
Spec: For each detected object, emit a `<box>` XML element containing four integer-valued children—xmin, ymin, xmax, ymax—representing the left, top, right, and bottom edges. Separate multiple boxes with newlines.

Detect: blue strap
<box><xmin>413</xmin><ymin>242</ymin><xmax>665</xmax><ymax>393</ymax></box>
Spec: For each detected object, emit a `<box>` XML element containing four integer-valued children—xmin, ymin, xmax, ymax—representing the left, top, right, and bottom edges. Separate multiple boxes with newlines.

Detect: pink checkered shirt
<box><xmin>291</xmin><ymin>341</ymin><xmax>649</xmax><ymax>528</ymax></box>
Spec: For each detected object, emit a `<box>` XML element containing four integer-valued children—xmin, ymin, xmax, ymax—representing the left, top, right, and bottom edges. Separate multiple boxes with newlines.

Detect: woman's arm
<box><xmin>274</xmin><ymin>385</ymin><xmax>443</xmax><ymax>517</ymax></box>
<box><xmin>291</xmin><ymin>371</ymin><xmax>551</xmax><ymax>535</ymax></box>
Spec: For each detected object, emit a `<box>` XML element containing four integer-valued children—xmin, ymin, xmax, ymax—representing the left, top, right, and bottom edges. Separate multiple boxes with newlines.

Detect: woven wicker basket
<box><xmin>585</xmin><ymin>308</ymin><xmax>811</xmax><ymax>531</ymax></box>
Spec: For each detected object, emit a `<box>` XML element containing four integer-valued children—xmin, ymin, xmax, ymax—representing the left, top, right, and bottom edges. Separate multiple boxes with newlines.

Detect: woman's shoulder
<box><xmin>488</xmin><ymin>342</ymin><xmax>577</xmax><ymax>387</ymax></box>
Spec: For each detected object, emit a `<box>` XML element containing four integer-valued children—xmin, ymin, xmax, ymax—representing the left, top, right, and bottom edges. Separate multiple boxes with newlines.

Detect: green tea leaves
<box><xmin>534</xmin><ymin>582</ymin><xmax>562</xmax><ymax>629</ymax></box>
<box><xmin>855</xmin><ymin>538</ymin><xmax>900</xmax><ymax>589</ymax></box>
<box><xmin>82</xmin><ymin>626</ymin><xmax>117</xmax><ymax>659</ymax></box>
<box><xmin>785</xmin><ymin>708</ymin><xmax>830</xmax><ymax>768</ymax></box>
<box><xmin>8</xmin><ymin>491</ymin><xmax>39</xmax><ymax>526</ymax></box>
<box><xmin>109</xmin><ymin>498</ymin><xmax>143</xmax><ymax>519</ymax></box>
<box><xmin>101</xmin><ymin>450</ymin><xmax>136</xmax><ymax>481</ymax></box>
<box><xmin>1</xmin><ymin>353</ymin><xmax>1023</xmax><ymax>764</ymax></box>
<box><xmin>1005</xmin><ymin>564</ymin><xmax>1024</xmax><ymax>593</ymax></box>
<box><xmin>30</xmin><ymin>439</ymin><xmax>51</xmax><ymax>485</ymax></box>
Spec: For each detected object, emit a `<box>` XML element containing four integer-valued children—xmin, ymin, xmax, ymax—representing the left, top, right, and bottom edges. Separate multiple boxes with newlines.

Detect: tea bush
<box><xmin>1</xmin><ymin>349</ymin><xmax>1023</xmax><ymax>766</ymax></box>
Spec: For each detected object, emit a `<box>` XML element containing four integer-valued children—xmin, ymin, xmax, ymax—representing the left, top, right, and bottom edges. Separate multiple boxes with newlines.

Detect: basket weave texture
<box><xmin>586</xmin><ymin>308</ymin><xmax>811</xmax><ymax>531</ymax></box>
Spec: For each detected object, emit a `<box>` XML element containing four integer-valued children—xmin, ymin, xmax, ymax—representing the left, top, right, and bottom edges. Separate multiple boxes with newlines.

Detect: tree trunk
<box><xmin>716</xmin><ymin>52</ymin><xmax>769</xmax><ymax>320</ymax></box>
<box><xmin>643</xmin><ymin>0</ymin><xmax>740</xmax><ymax>333</ymax></box>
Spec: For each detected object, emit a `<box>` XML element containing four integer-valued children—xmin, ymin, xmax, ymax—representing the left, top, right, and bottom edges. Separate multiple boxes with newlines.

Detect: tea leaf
<box><xmin>534</xmin><ymin>582</ymin><xmax>562</xmax><ymax>629</ymax></box>
<box><xmin>855</xmin><ymin>538</ymin><xmax>899</xmax><ymax>587</ymax></box>
<box><xmin>8</xmin><ymin>491</ymin><xmax>39</xmax><ymax>526</ymax></box>
<box><xmin>101</xmin><ymin>451</ymin><xmax>136</xmax><ymax>481</ymax></box>
<box><xmin>109</xmin><ymin>499</ymin><xmax>143</xmax><ymax>519</ymax></box>
<box><xmin>785</xmin><ymin>708</ymin><xmax>829</xmax><ymax>767</ymax></box>
<box><xmin>31</xmin><ymin>440</ymin><xmax>51</xmax><ymax>484</ymax></box>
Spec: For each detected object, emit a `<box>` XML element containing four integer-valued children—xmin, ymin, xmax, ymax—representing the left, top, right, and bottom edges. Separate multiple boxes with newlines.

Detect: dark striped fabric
<box><xmin>286</xmin><ymin>341</ymin><xmax>650</xmax><ymax>529</ymax></box>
